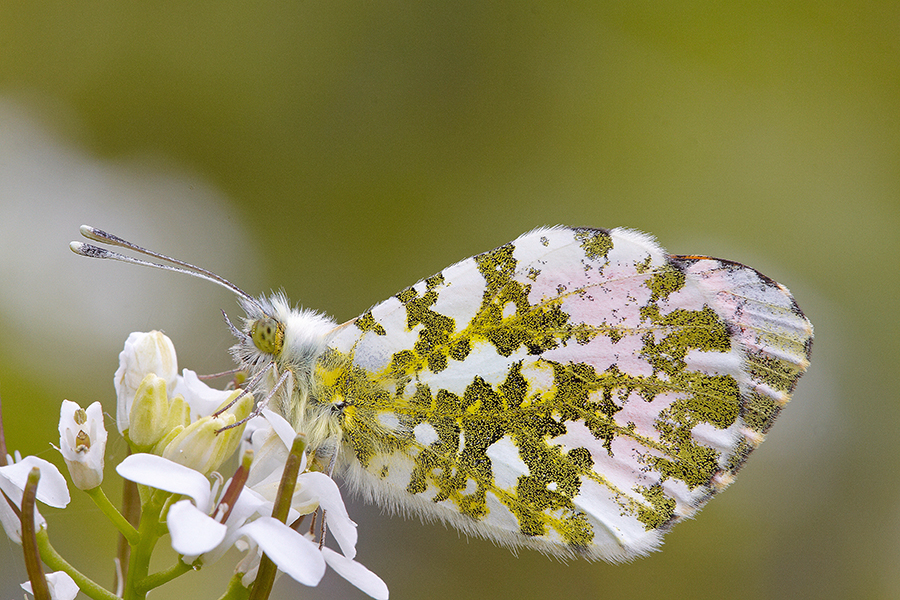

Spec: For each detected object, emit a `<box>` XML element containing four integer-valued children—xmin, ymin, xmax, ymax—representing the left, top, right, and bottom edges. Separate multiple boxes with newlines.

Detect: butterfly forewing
<box><xmin>315</xmin><ymin>226</ymin><xmax>812</xmax><ymax>561</ymax></box>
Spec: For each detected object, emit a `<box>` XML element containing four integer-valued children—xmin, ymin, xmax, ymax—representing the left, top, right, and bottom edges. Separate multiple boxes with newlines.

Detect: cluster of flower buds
<box><xmin>116</xmin><ymin>331</ymin><xmax>253</xmax><ymax>475</ymax></box>
<box><xmin>2</xmin><ymin>331</ymin><xmax>388</xmax><ymax>600</ymax></box>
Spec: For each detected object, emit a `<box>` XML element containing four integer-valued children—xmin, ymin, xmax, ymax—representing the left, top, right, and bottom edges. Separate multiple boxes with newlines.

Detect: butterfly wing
<box><xmin>314</xmin><ymin>226</ymin><xmax>812</xmax><ymax>562</ymax></box>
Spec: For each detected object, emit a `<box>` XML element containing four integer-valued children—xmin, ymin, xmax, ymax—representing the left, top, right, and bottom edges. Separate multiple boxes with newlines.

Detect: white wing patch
<box><xmin>485</xmin><ymin>435</ymin><xmax>529</xmax><ymax>490</ymax></box>
<box><xmin>413</xmin><ymin>422</ymin><xmax>439</xmax><ymax>447</ymax></box>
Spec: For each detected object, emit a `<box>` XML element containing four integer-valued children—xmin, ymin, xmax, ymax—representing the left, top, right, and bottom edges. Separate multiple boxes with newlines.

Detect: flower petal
<box><xmin>198</xmin><ymin>486</ymin><xmax>270</xmax><ymax>566</ymax></box>
<box><xmin>244</xmin><ymin>412</ymin><xmax>310</xmax><ymax>500</ymax></box>
<box><xmin>244</xmin><ymin>427</ymin><xmax>289</xmax><ymax>490</ymax></box>
<box><xmin>295</xmin><ymin>471</ymin><xmax>357</xmax><ymax>559</ymax></box>
<box><xmin>174</xmin><ymin>369</ymin><xmax>237</xmax><ymax>419</ymax></box>
<box><xmin>261</xmin><ymin>409</ymin><xmax>297</xmax><ymax>450</ymax></box>
<box><xmin>227</xmin><ymin>485</ymin><xmax>270</xmax><ymax>526</ymax></box>
<box><xmin>0</xmin><ymin>496</ymin><xmax>24</xmax><ymax>542</ymax></box>
<box><xmin>239</xmin><ymin>517</ymin><xmax>326</xmax><ymax>587</ymax></box>
<box><xmin>116</xmin><ymin>454</ymin><xmax>211</xmax><ymax>510</ymax></box>
<box><xmin>0</xmin><ymin>456</ymin><xmax>70</xmax><ymax>508</ymax></box>
<box><xmin>168</xmin><ymin>499</ymin><xmax>227</xmax><ymax>556</ymax></box>
<box><xmin>322</xmin><ymin>546</ymin><xmax>389</xmax><ymax>600</ymax></box>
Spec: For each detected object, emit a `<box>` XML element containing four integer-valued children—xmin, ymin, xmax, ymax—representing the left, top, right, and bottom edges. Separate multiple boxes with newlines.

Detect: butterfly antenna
<box><xmin>216</xmin><ymin>366</ymin><xmax>290</xmax><ymax>433</ymax></box>
<box><xmin>70</xmin><ymin>225</ymin><xmax>264</xmax><ymax>313</ymax></box>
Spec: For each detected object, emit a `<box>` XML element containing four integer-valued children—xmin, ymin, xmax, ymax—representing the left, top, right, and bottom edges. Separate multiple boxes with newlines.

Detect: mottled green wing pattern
<box><xmin>313</xmin><ymin>226</ymin><xmax>812</xmax><ymax>562</ymax></box>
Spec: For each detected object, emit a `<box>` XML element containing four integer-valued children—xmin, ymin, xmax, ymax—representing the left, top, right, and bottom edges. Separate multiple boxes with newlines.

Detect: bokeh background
<box><xmin>0</xmin><ymin>3</ymin><xmax>896</xmax><ymax>599</ymax></box>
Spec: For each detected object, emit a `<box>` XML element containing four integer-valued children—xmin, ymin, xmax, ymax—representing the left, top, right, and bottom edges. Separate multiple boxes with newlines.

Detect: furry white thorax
<box><xmin>231</xmin><ymin>293</ymin><xmax>341</xmax><ymax>455</ymax></box>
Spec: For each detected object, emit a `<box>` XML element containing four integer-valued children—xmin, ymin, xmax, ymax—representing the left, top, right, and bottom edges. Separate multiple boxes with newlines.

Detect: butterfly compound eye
<box><xmin>250</xmin><ymin>317</ymin><xmax>285</xmax><ymax>355</ymax></box>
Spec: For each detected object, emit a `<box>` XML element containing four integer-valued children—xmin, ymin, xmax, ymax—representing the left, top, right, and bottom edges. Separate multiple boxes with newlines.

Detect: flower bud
<box><xmin>114</xmin><ymin>331</ymin><xmax>178</xmax><ymax>434</ymax></box>
<box><xmin>126</xmin><ymin>374</ymin><xmax>173</xmax><ymax>449</ymax></box>
<box><xmin>163</xmin><ymin>394</ymin><xmax>192</xmax><ymax>433</ymax></box>
<box><xmin>161</xmin><ymin>391</ymin><xmax>254</xmax><ymax>475</ymax></box>
<box><xmin>58</xmin><ymin>400</ymin><xmax>107</xmax><ymax>490</ymax></box>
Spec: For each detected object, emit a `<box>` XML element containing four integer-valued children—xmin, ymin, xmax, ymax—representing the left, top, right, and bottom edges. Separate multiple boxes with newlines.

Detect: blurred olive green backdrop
<box><xmin>1</xmin><ymin>3</ymin><xmax>897</xmax><ymax>599</ymax></box>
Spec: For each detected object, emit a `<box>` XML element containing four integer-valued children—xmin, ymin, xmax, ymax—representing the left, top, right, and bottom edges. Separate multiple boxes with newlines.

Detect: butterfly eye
<box><xmin>250</xmin><ymin>317</ymin><xmax>285</xmax><ymax>355</ymax></box>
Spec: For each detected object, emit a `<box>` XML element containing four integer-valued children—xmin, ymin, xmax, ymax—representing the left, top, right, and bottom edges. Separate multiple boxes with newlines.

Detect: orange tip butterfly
<box><xmin>72</xmin><ymin>224</ymin><xmax>812</xmax><ymax>562</ymax></box>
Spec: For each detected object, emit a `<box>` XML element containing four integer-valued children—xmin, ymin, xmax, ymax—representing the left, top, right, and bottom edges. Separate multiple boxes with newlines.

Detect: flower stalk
<box><xmin>248</xmin><ymin>435</ymin><xmax>306</xmax><ymax>600</ymax></box>
<box><xmin>22</xmin><ymin>468</ymin><xmax>49</xmax><ymax>600</ymax></box>
<box><xmin>85</xmin><ymin>486</ymin><xmax>139</xmax><ymax>545</ymax></box>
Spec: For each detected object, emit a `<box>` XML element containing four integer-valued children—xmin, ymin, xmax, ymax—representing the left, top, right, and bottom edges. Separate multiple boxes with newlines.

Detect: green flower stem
<box><xmin>36</xmin><ymin>529</ymin><xmax>120</xmax><ymax>600</ymax></box>
<box><xmin>218</xmin><ymin>573</ymin><xmax>251</xmax><ymax>600</ymax></box>
<box><xmin>138</xmin><ymin>559</ymin><xmax>193</xmax><ymax>590</ymax></box>
<box><xmin>86</xmin><ymin>485</ymin><xmax>140</xmax><ymax>546</ymax></box>
<box><xmin>124</xmin><ymin>490</ymin><xmax>168</xmax><ymax>600</ymax></box>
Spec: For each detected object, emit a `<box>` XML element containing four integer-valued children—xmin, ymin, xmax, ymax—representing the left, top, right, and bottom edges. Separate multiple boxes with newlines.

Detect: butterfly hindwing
<box><xmin>314</xmin><ymin>226</ymin><xmax>812</xmax><ymax>561</ymax></box>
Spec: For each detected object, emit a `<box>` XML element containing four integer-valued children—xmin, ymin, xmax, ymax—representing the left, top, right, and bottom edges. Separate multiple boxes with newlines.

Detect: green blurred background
<box><xmin>0</xmin><ymin>3</ymin><xmax>896</xmax><ymax>599</ymax></box>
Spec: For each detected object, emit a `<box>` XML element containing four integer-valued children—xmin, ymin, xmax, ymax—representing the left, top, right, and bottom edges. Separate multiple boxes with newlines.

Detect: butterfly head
<box><xmin>231</xmin><ymin>292</ymin><xmax>338</xmax><ymax>435</ymax></box>
<box><xmin>229</xmin><ymin>294</ymin><xmax>286</xmax><ymax>373</ymax></box>
<box><xmin>231</xmin><ymin>292</ymin><xmax>335</xmax><ymax>375</ymax></box>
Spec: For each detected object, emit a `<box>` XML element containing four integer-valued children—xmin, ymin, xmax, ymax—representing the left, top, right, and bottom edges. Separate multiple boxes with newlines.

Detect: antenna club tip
<box><xmin>69</xmin><ymin>241</ymin><xmax>85</xmax><ymax>254</ymax></box>
<box><xmin>79</xmin><ymin>225</ymin><xmax>109</xmax><ymax>243</ymax></box>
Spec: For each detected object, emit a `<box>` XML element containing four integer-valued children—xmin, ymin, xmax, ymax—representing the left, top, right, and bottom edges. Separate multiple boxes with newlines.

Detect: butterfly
<box><xmin>72</xmin><ymin>224</ymin><xmax>813</xmax><ymax>562</ymax></box>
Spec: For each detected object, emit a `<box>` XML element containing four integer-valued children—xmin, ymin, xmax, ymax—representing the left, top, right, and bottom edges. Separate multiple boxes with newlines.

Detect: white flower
<box><xmin>116</xmin><ymin>453</ymin><xmax>325</xmax><ymax>583</ymax></box>
<box><xmin>242</xmin><ymin>409</ymin><xmax>300</xmax><ymax>489</ymax></box>
<box><xmin>21</xmin><ymin>570</ymin><xmax>79</xmax><ymax>600</ymax></box>
<box><xmin>114</xmin><ymin>331</ymin><xmax>178</xmax><ymax>434</ymax></box>
<box><xmin>0</xmin><ymin>455</ymin><xmax>70</xmax><ymax>544</ymax></box>
<box><xmin>58</xmin><ymin>400</ymin><xmax>107</xmax><ymax>490</ymax></box>
<box><xmin>244</xmin><ymin>411</ymin><xmax>357</xmax><ymax>557</ymax></box>
<box><xmin>108</xmin><ymin>333</ymin><xmax>388</xmax><ymax>597</ymax></box>
<box><xmin>116</xmin><ymin>440</ymin><xmax>389</xmax><ymax>598</ymax></box>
